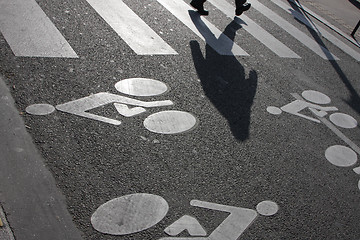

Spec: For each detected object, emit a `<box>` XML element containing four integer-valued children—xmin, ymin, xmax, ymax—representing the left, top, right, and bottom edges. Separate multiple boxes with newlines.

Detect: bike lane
<box><xmin>0</xmin><ymin>0</ymin><xmax>360</xmax><ymax>239</ymax></box>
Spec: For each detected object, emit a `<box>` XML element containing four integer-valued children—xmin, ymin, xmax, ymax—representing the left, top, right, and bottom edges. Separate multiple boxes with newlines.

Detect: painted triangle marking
<box><xmin>164</xmin><ymin>215</ymin><xmax>207</xmax><ymax>236</ymax></box>
<box><xmin>114</xmin><ymin>103</ymin><xmax>146</xmax><ymax>117</ymax></box>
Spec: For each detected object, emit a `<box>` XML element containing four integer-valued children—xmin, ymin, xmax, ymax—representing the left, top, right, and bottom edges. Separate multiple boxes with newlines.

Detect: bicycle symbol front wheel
<box><xmin>144</xmin><ymin>110</ymin><xmax>198</xmax><ymax>134</ymax></box>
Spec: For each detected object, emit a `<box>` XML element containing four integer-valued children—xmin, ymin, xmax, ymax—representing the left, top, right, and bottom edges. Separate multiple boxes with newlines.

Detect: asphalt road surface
<box><xmin>1</xmin><ymin>0</ymin><xmax>360</xmax><ymax>239</ymax></box>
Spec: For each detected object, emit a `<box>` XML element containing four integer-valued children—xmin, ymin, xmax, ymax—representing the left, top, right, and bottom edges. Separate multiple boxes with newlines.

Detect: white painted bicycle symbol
<box><xmin>267</xmin><ymin>90</ymin><xmax>360</xmax><ymax>191</ymax></box>
<box><xmin>91</xmin><ymin>193</ymin><xmax>279</xmax><ymax>239</ymax></box>
<box><xmin>26</xmin><ymin>78</ymin><xmax>198</xmax><ymax>134</ymax></box>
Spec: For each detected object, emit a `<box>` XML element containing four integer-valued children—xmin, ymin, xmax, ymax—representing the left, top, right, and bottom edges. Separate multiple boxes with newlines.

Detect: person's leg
<box><xmin>235</xmin><ymin>0</ymin><xmax>251</xmax><ymax>16</ymax></box>
<box><xmin>190</xmin><ymin>0</ymin><xmax>209</xmax><ymax>15</ymax></box>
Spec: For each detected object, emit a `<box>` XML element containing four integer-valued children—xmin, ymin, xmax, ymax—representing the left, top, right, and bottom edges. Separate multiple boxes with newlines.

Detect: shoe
<box><xmin>190</xmin><ymin>0</ymin><xmax>209</xmax><ymax>15</ymax></box>
<box><xmin>235</xmin><ymin>0</ymin><xmax>247</xmax><ymax>8</ymax></box>
<box><xmin>235</xmin><ymin>3</ymin><xmax>251</xmax><ymax>16</ymax></box>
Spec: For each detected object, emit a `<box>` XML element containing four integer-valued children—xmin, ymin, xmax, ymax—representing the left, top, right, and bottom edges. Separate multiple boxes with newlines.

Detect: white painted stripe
<box><xmin>251</xmin><ymin>0</ymin><xmax>339</xmax><ymax>60</ymax></box>
<box><xmin>272</xmin><ymin>0</ymin><xmax>360</xmax><ymax>61</ymax></box>
<box><xmin>288</xmin><ymin>0</ymin><xmax>360</xmax><ymax>48</ymax></box>
<box><xmin>86</xmin><ymin>0</ymin><xmax>177</xmax><ymax>55</ymax></box>
<box><xmin>293</xmin><ymin>93</ymin><xmax>360</xmax><ymax>155</ymax></box>
<box><xmin>0</xmin><ymin>0</ymin><xmax>78</xmax><ymax>58</ymax></box>
<box><xmin>320</xmin><ymin>117</ymin><xmax>360</xmax><ymax>155</ymax></box>
<box><xmin>157</xmin><ymin>0</ymin><xmax>249</xmax><ymax>56</ymax></box>
<box><xmin>208</xmin><ymin>0</ymin><xmax>300</xmax><ymax>58</ymax></box>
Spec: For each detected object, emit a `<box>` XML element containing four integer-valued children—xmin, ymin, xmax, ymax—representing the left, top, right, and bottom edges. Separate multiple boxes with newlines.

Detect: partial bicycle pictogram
<box><xmin>267</xmin><ymin>90</ymin><xmax>360</xmax><ymax>191</ymax></box>
<box><xmin>26</xmin><ymin>78</ymin><xmax>198</xmax><ymax>134</ymax></box>
<box><xmin>91</xmin><ymin>193</ymin><xmax>279</xmax><ymax>239</ymax></box>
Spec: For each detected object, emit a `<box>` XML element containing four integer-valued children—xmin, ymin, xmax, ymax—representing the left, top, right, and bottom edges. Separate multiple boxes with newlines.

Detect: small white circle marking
<box><xmin>26</xmin><ymin>104</ymin><xmax>55</xmax><ymax>115</ymax></box>
<box><xmin>256</xmin><ymin>201</ymin><xmax>279</xmax><ymax>216</ymax></box>
<box><xmin>267</xmin><ymin>106</ymin><xmax>282</xmax><ymax>115</ymax></box>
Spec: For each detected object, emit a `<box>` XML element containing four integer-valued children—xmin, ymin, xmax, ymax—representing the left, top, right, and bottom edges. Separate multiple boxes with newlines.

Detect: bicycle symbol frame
<box><xmin>26</xmin><ymin>78</ymin><xmax>198</xmax><ymax>134</ymax></box>
<box><xmin>91</xmin><ymin>193</ymin><xmax>279</xmax><ymax>239</ymax></box>
<box><xmin>267</xmin><ymin>90</ymin><xmax>360</xmax><ymax>191</ymax></box>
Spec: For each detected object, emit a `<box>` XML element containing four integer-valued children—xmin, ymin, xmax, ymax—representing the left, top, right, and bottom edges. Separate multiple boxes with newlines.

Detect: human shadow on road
<box><xmin>189</xmin><ymin>11</ymin><xmax>257</xmax><ymax>141</ymax></box>
<box><xmin>288</xmin><ymin>1</ymin><xmax>360</xmax><ymax>116</ymax></box>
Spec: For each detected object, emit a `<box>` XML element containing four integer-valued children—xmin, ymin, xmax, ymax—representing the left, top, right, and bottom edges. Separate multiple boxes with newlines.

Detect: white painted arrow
<box><xmin>164</xmin><ymin>215</ymin><xmax>207</xmax><ymax>236</ymax></box>
<box><xmin>114</xmin><ymin>103</ymin><xmax>146</xmax><ymax>117</ymax></box>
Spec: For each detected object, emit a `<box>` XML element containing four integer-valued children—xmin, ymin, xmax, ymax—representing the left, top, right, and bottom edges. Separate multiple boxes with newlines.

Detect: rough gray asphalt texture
<box><xmin>0</xmin><ymin>0</ymin><xmax>360</xmax><ymax>239</ymax></box>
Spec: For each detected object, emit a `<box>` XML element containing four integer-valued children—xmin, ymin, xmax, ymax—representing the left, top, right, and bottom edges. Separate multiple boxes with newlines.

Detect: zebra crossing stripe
<box><xmin>208</xmin><ymin>0</ymin><xmax>300</xmax><ymax>58</ymax></box>
<box><xmin>85</xmin><ymin>0</ymin><xmax>177</xmax><ymax>55</ymax></box>
<box><xmin>250</xmin><ymin>0</ymin><xmax>339</xmax><ymax>60</ymax></box>
<box><xmin>0</xmin><ymin>0</ymin><xmax>78</xmax><ymax>58</ymax></box>
<box><xmin>157</xmin><ymin>0</ymin><xmax>249</xmax><ymax>56</ymax></box>
<box><xmin>288</xmin><ymin>0</ymin><xmax>360</xmax><ymax>48</ymax></box>
<box><xmin>272</xmin><ymin>0</ymin><xmax>360</xmax><ymax>61</ymax></box>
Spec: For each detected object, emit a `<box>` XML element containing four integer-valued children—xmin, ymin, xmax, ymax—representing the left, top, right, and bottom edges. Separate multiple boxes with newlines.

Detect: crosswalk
<box><xmin>86</xmin><ymin>0</ymin><xmax>177</xmax><ymax>55</ymax></box>
<box><xmin>0</xmin><ymin>0</ymin><xmax>359</xmax><ymax>61</ymax></box>
<box><xmin>271</xmin><ymin>0</ymin><xmax>360</xmax><ymax>61</ymax></box>
<box><xmin>208</xmin><ymin>0</ymin><xmax>300</xmax><ymax>58</ymax></box>
<box><xmin>0</xmin><ymin>0</ymin><xmax>78</xmax><ymax>58</ymax></box>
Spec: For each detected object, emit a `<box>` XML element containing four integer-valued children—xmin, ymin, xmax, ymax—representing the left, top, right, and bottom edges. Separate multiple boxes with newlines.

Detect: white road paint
<box><xmin>208</xmin><ymin>0</ymin><xmax>300</xmax><ymax>58</ymax></box>
<box><xmin>301</xmin><ymin>90</ymin><xmax>331</xmax><ymax>105</ymax></box>
<box><xmin>2</xmin><ymin>0</ymin><xmax>355</xmax><ymax>59</ymax></box>
<box><xmin>0</xmin><ymin>0</ymin><xmax>78</xmax><ymax>58</ymax></box>
<box><xmin>256</xmin><ymin>201</ymin><xmax>279</xmax><ymax>216</ymax></box>
<box><xmin>287</xmin><ymin>0</ymin><xmax>360</xmax><ymax>49</ymax></box>
<box><xmin>27</xmin><ymin>78</ymin><xmax>198</xmax><ymax>134</ymax></box>
<box><xmin>91</xmin><ymin>193</ymin><xmax>169</xmax><ymax>235</ymax></box>
<box><xmin>144</xmin><ymin>111</ymin><xmax>197</xmax><ymax>134</ymax></box>
<box><xmin>290</xmin><ymin>92</ymin><xmax>360</xmax><ymax>156</ymax></box>
<box><xmin>157</xmin><ymin>0</ymin><xmax>249</xmax><ymax>56</ymax></box>
<box><xmin>280</xmin><ymin>93</ymin><xmax>338</xmax><ymax>123</ymax></box>
<box><xmin>26</xmin><ymin>104</ymin><xmax>55</xmax><ymax>115</ymax></box>
<box><xmin>56</xmin><ymin>92</ymin><xmax>173</xmax><ymax>125</ymax></box>
<box><xmin>159</xmin><ymin>200</ymin><xmax>260</xmax><ymax>240</ymax></box>
<box><xmin>164</xmin><ymin>215</ymin><xmax>207</xmax><ymax>236</ymax></box>
<box><xmin>319</xmin><ymin>117</ymin><xmax>360</xmax><ymax>156</ymax></box>
<box><xmin>266</xmin><ymin>106</ymin><xmax>282</xmax><ymax>115</ymax></box>
<box><xmin>115</xmin><ymin>78</ymin><xmax>169</xmax><ymax>97</ymax></box>
<box><xmin>189</xmin><ymin>200</ymin><xmax>258</xmax><ymax>240</ymax></box>
<box><xmin>353</xmin><ymin>167</ymin><xmax>360</xmax><ymax>175</ymax></box>
<box><xmin>268</xmin><ymin>90</ymin><xmax>360</xmax><ymax>192</ymax></box>
<box><xmin>250</xmin><ymin>0</ymin><xmax>339</xmax><ymax>60</ymax></box>
<box><xmin>329</xmin><ymin>113</ymin><xmax>358</xmax><ymax>129</ymax></box>
<box><xmin>114</xmin><ymin>103</ymin><xmax>146</xmax><ymax>117</ymax></box>
<box><xmin>325</xmin><ymin>145</ymin><xmax>358</xmax><ymax>167</ymax></box>
<box><xmin>272</xmin><ymin>0</ymin><xmax>360</xmax><ymax>61</ymax></box>
<box><xmin>92</xmin><ymin>194</ymin><xmax>278</xmax><ymax>239</ymax></box>
<box><xmin>85</xmin><ymin>0</ymin><xmax>177</xmax><ymax>55</ymax></box>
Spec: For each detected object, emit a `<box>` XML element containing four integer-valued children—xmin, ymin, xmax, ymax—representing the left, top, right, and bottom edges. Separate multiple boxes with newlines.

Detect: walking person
<box><xmin>190</xmin><ymin>0</ymin><xmax>251</xmax><ymax>16</ymax></box>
